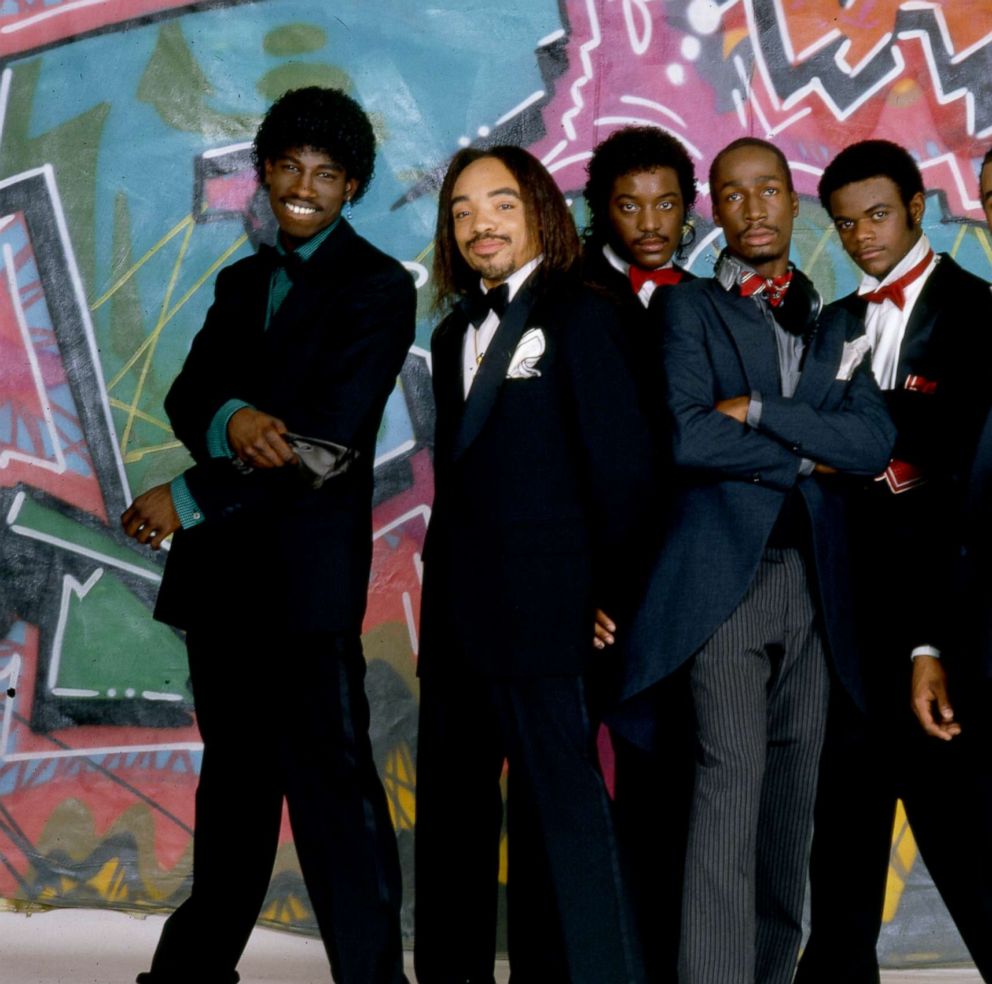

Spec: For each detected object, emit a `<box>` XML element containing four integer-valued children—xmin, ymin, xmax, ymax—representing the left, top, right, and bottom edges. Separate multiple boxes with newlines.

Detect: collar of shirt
<box><xmin>714</xmin><ymin>250</ymin><xmax>790</xmax><ymax>298</ymax></box>
<box><xmin>462</xmin><ymin>255</ymin><xmax>543</xmax><ymax>398</ymax></box>
<box><xmin>857</xmin><ymin>233</ymin><xmax>933</xmax><ymax>297</ymax></box>
<box><xmin>274</xmin><ymin>216</ymin><xmax>341</xmax><ymax>262</ymax></box>
<box><xmin>858</xmin><ymin>234</ymin><xmax>937</xmax><ymax>390</ymax></box>
<box><xmin>602</xmin><ymin>242</ymin><xmax>675</xmax><ymax>308</ymax></box>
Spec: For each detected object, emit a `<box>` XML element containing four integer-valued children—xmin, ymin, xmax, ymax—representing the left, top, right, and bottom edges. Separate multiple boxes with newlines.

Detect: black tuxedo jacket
<box><xmin>154</xmin><ymin>220</ymin><xmax>416</xmax><ymax>634</ymax></box>
<box><xmin>618</xmin><ymin>274</ymin><xmax>895</xmax><ymax>724</ymax></box>
<box><xmin>417</xmin><ymin>273</ymin><xmax>655</xmax><ymax>678</ymax></box>
<box><xmin>831</xmin><ymin>254</ymin><xmax>992</xmax><ymax>681</ymax></box>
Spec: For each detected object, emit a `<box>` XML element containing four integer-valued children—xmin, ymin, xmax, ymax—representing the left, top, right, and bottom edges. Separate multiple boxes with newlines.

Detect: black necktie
<box><xmin>464</xmin><ymin>283</ymin><xmax>511</xmax><ymax>328</ymax></box>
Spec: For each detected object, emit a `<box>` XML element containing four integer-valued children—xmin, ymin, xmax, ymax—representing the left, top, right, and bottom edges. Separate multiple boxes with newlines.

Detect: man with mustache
<box><xmin>414</xmin><ymin>145</ymin><xmax>652</xmax><ymax>984</ymax></box>
<box><xmin>120</xmin><ymin>87</ymin><xmax>414</xmax><ymax>984</ymax></box>
<box><xmin>581</xmin><ymin>124</ymin><xmax>699</xmax><ymax>982</ymax></box>
<box><xmin>615</xmin><ymin>138</ymin><xmax>895</xmax><ymax>983</ymax></box>
<box><xmin>796</xmin><ymin>139</ymin><xmax>992</xmax><ymax>982</ymax></box>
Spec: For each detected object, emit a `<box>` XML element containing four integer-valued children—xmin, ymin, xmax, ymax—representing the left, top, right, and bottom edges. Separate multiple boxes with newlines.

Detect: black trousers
<box><xmin>413</xmin><ymin>671</ymin><xmax>644</xmax><ymax>984</ymax></box>
<box><xmin>610</xmin><ymin>667</ymin><xmax>695</xmax><ymax>984</ymax></box>
<box><xmin>143</xmin><ymin>628</ymin><xmax>406</xmax><ymax>984</ymax></box>
<box><xmin>796</xmin><ymin>679</ymin><xmax>992</xmax><ymax>982</ymax></box>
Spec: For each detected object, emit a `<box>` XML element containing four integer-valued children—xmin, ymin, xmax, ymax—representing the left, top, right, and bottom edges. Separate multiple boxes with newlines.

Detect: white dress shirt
<box><xmin>858</xmin><ymin>234</ymin><xmax>937</xmax><ymax>391</ymax></box>
<box><xmin>462</xmin><ymin>255</ymin><xmax>543</xmax><ymax>398</ymax></box>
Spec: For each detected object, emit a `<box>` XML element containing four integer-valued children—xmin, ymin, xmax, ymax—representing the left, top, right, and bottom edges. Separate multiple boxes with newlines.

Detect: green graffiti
<box><xmin>138</xmin><ymin>22</ymin><xmax>257</xmax><ymax>140</ymax></box>
<box><xmin>55</xmin><ymin>570</ymin><xmax>189</xmax><ymax>701</ymax></box>
<box><xmin>263</xmin><ymin>23</ymin><xmax>327</xmax><ymax>57</ymax></box>
<box><xmin>0</xmin><ymin>59</ymin><xmax>109</xmax><ymax>294</ymax></box>
<box><xmin>256</xmin><ymin>63</ymin><xmax>352</xmax><ymax>104</ymax></box>
<box><xmin>109</xmin><ymin>193</ymin><xmax>146</xmax><ymax>364</ymax></box>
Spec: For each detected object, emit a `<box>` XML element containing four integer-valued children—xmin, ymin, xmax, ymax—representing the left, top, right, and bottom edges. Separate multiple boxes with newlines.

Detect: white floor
<box><xmin>0</xmin><ymin>907</ymin><xmax>982</xmax><ymax>983</ymax></box>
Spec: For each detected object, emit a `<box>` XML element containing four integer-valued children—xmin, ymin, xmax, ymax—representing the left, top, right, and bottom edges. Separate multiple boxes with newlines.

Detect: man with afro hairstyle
<box><xmin>582</xmin><ymin>124</ymin><xmax>699</xmax><ymax>982</ymax></box>
<box><xmin>122</xmin><ymin>87</ymin><xmax>415</xmax><ymax>984</ymax></box>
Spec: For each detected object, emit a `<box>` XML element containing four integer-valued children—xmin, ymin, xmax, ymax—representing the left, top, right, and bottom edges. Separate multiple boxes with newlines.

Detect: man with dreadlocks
<box><xmin>122</xmin><ymin>87</ymin><xmax>415</xmax><ymax>984</ymax></box>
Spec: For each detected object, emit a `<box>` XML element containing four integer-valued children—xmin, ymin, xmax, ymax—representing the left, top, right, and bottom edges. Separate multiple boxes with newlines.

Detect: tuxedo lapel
<box><xmin>896</xmin><ymin>258</ymin><xmax>944</xmax><ymax>378</ymax></box>
<box><xmin>793</xmin><ymin>318</ymin><xmax>842</xmax><ymax>405</ymax></box>
<box><xmin>710</xmin><ymin>284</ymin><xmax>782</xmax><ymax>397</ymax></box>
<box><xmin>453</xmin><ymin>281</ymin><xmax>541</xmax><ymax>460</ymax></box>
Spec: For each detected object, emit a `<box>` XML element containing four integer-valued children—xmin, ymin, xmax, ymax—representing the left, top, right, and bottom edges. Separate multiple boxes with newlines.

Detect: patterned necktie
<box><xmin>861</xmin><ymin>250</ymin><xmax>934</xmax><ymax>310</ymax></box>
<box><xmin>738</xmin><ymin>269</ymin><xmax>793</xmax><ymax>308</ymax></box>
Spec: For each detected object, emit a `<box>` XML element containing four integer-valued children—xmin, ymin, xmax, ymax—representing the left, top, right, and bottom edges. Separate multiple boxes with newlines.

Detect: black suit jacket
<box><xmin>832</xmin><ymin>254</ymin><xmax>992</xmax><ymax>684</ymax></box>
<box><xmin>154</xmin><ymin>220</ymin><xmax>416</xmax><ymax>634</ymax></box>
<box><xmin>418</xmin><ymin>273</ymin><xmax>655</xmax><ymax>678</ymax></box>
<box><xmin>618</xmin><ymin>274</ymin><xmax>895</xmax><ymax>729</ymax></box>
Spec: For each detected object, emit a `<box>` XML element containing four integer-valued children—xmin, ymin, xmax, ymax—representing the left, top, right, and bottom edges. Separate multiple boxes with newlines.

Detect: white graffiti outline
<box><xmin>0</xmin><ymin>240</ymin><xmax>68</xmax><ymax>478</ymax></box>
<box><xmin>0</xmin><ymin>0</ymin><xmax>113</xmax><ymax>36</ymax></box>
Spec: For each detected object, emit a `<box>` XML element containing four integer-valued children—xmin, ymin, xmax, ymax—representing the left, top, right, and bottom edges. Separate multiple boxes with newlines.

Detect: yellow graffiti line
<box><xmin>160</xmin><ymin>232</ymin><xmax>248</xmax><ymax>327</ymax></box>
<box><xmin>415</xmin><ymin>240</ymin><xmax>434</xmax><ymax>264</ymax></box>
<box><xmin>124</xmin><ymin>440</ymin><xmax>184</xmax><ymax>464</ymax></box>
<box><xmin>106</xmin><ymin>232</ymin><xmax>247</xmax><ymax>395</ymax></box>
<box><xmin>882</xmin><ymin>799</ymin><xmax>917</xmax><ymax>922</ymax></box>
<box><xmin>804</xmin><ymin>224</ymin><xmax>836</xmax><ymax>279</ymax></box>
<box><xmin>91</xmin><ymin>215</ymin><xmax>195</xmax><ymax>311</ymax></box>
<box><xmin>499</xmin><ymin>832</ymin><xmax>509</xmax><ymax>885</ymax></box>
<box><xmin>974</xmin><ymin>225</ymin><xmax>992</xmax><ymax>268</ymax></box>
<box><xmin>948</xmin><ymin>223</ymin><xmax>968</xmax><ymax>260</ymax></box>
<box><xmin>108</xmin><ymin>399</ymin><xmax>173</xmax><ymax>434</ymax></box>
<box><xmin>384</xmin><ymin>742</ymin><xmax>417</xmax><ymax>831</ymax></box>
<box><xmin>119</xmin><ymin>221</ymin><xmax>195</xmax><ymax>458</ymax></box>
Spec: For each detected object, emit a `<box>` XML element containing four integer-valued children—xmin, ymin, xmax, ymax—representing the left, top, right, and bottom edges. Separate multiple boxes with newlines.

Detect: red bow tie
<box><xmin>861</xmin><ymin>250</ymin><xmax>934</xmax><ymax>310</ymax></box>
<box><xmin>738</xmin><ymin>270</ymin><xmax>793</xmax><ymax>308</ymax></box>
<box><xmin>629</xmin><ymin>265</ymin><xmax>683</xmax><ymax>294</ymax></box>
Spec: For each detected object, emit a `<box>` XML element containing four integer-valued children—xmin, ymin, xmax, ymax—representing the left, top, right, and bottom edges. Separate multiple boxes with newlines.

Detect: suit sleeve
<box><xmin>751</xmin><ymin>322</ymin><xmax>895</xmax><ymax>476</ymax></box>
<box><xmin>659</xmin><ymin>288</ymin><xmax>803</xmax><ymax>491</ymax></box>
<box><xmin>179</xmin><ymin>265</ymin><xmax>416</xmax><ymax>523</ymax></box>
<box><xmin>164</xmin><ymin>265</ymin><xmax>250</xmax><ymax>464</ymax></box>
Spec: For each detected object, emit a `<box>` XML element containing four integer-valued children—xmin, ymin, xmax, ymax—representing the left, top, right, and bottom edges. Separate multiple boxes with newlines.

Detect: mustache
<box><xmin>467</xmin><ymin>233</ymin><xmax>511</xmax><ymax>247</ymax></box>
<box><xmin>633</xmin><ymin>234</ymin><xmax>670</xmax><ymax>245</ymax></box>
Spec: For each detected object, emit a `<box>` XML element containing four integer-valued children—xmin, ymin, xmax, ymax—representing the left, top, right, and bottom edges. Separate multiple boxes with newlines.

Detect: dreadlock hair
<box><xmin>818</xmin><ymin>140</ymin><xmax>924</xmax><ymax>224</ymax></box>
<box><xmin>583</xmin><ymin>126</ymin><xmax>697</xmax><ymax>245</ymax></box>
<box><xmin>432</xmin><ymin>145</ymin><xmax>580</xmax><ymax>310</ymax></box>
<box><xmin>253</xmin><ymin>87</ymin><xmax>376</xmax><ymax>202</ymax></box>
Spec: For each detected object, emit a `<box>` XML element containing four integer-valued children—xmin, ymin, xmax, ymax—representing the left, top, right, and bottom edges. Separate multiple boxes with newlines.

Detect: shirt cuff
<box><xmin>745</xmin><ymin>390</ymin><xmax>763</xmax><ymax>429</ymax></box>
<box><xmin>910</xmin><ymin>645</ymin><xmax>941</xmax><ymax>661</ymax></box>
<box><xmin>206</xmin><ymin>399</ymin><xmax>253</xmax><ymax>458</ymax></box>
<box><xmin>170</xmin><ymin>474</ymin><xmax>204</xmax><ymax>529</ymax></box>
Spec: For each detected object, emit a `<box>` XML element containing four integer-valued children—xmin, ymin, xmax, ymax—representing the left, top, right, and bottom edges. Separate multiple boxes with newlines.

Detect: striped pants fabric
<box><xmin>679</xmin><ymin>548</ymin><xmax>831</xmax><ymax>984</ymax></box>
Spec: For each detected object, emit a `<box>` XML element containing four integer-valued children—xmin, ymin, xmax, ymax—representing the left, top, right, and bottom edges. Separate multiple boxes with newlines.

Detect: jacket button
<box><xmin>752</xmin><ymin>473</ymin><xmax>761</xmax><ymax>483</ymax></box>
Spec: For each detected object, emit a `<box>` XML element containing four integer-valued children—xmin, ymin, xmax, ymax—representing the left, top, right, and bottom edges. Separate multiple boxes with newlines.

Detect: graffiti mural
<box><xmin>0</xmin><ymin>0</ymin><xmax>989</xmax><ymax>966</ymax></box>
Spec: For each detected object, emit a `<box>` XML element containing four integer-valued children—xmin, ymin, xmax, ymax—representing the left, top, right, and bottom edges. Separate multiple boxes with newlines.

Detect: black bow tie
<box><xmin>463</xmin><ymin>283</ymin><xmax>511</xmax><ymax>328</ymax></box>
<box><xmin>259</xmin><ymin>243</ymin><xmax>304</xmax><ymax>283</ymax></box>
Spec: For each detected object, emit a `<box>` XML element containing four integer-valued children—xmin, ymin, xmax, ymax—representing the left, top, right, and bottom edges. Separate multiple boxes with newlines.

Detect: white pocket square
<box><xmin>506</xmin><ymin>327</ymin><xmax>546</xmax><ymax>379</ymax></box>
<box><xmin>836</xmin><ymin>334</ymin><xmax>872</xmax><ymax>381</ymax></box>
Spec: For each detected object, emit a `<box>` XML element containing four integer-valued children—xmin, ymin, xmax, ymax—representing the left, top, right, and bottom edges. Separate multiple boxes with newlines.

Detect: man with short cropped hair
<box><xmin>796</xmin><ymin>138</ymin><xmax>992</xmax><ymax>982</ymax></box>
<box><xmin>121</xmin><ymin>87</ymin><xmax>415</xmax><ymax>984</ymax></box>
<box><xmin>616</xmin><ymin>138</ymin><xmax>894</xmax><ymax>984</ymax></box>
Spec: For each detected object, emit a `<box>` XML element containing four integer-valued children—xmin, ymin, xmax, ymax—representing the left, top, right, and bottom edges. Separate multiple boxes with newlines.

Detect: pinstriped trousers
<box><xmin>679</xmin><ymin>548</ymin><xmax>830</xmax><ymax>984</ymax></box>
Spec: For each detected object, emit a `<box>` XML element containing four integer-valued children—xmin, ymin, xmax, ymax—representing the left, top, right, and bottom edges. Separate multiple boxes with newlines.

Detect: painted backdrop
<box><xmin>0</xmin><ymin>0</ymin><xmax>990</xmax><ymax>967</ymax></box>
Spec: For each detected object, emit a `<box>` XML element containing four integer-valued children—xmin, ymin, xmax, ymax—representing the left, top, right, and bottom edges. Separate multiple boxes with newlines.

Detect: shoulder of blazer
<box><xmin>926</xmin><ymin>253</ymin><xmax>992</xmax><ymax>305</ymax></box>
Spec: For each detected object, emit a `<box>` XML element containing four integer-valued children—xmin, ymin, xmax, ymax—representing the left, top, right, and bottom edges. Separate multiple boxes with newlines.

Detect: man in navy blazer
<box><xmin>414</xmin><ymin>146</ymin><xmax>652</xmax><ymax>984</ymax></box>
<box><xmin>797</xmin><ymin>140</ymin><xmax>992</xmax><ymax>982</ymax></box>
<box><xmin>121</xmin><ymin>88</ymin><xmax>415</xmax><ymax>984</ymax></box>
<box><xmin>615</xmin><ymin>138</ymin><xmax>894</xmax><ymax>984</ymax></box>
